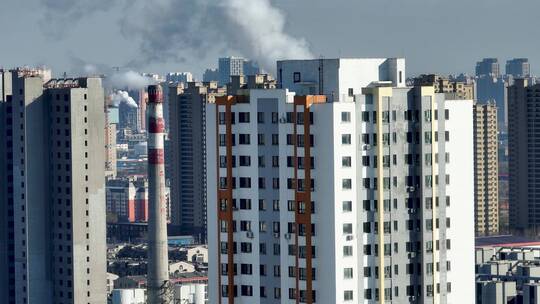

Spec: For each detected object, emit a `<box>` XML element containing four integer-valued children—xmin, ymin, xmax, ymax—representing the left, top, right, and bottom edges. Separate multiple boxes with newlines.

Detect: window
<box><xmin>273</xmin><ymin>179</ymin><xmax>279</xmax><ymax>189</ymax></box>
<box><xmin>343</xmin><ymin>246</ymin><xmax>353</xmax><ymax>256</ymax></box>
<box><xmin>343</xmin><ymin>223</ymin><xmax>353</xmax><ymax>234</ymax></box>
<box><xmin>239</xmin><ymin>134</ymin><xmax>250</xmax><ymax>145</ymax></box>
<box><xmin>363</xmin><ymin>222</ymin><xmax>371</xmax><ymax>233</ymax></box>
<box><xmin>362</xmin><ymin>156</ymin><xmax>370</xmax><ymax>167</ymax></box>
<box><xmin>271</xmin><ymin>112</ymin><xmax>278</xmax><ymax>124</ymax></box>
<box><xmin>344</xmin><ymin>290</ymin><xmax>353</xmax><ymax>301</ymax></box>
<box><xmin>365</xmin><ymin>289</ymin><xmax>372</xmax><ymax>300</ymax></box>
<box><xmin>344</xmin><ymin>268</ymin><xmax>353</xmax><ymax>279</ymax></box>
<box><xmin>348</xmin><ymin>88</ymin><xmax>354</xmax><ymax>97</ymax></box>
<box><xmin>272</xmin><ymin>134</ymin><xmax>279</xmax><ymax>145</ymax></box>
<box><xmin>240</xmin><ymin>199</ymin><xmax>252</xmax><ymax>210</ymax></box>
<box><xmin>342</xmin><ymin>201</ymin><xmax>352</xmax><ymax>212</ymax></box>
<box><xmin>272</xmin><ymin>156</ymin><xmax>279</xmax><ymax>167</ymax></box>
<box><xmin>362</xmin><ymin>111</ymin><xmax>370</xmax><ymax>122</ymax></box>
<box><xmin>342</xmin><ymin>134</ymin><xmax>351</xmax><ymax>145</ymax></box>
<box><xmin>293</xmin><ymin>72</ymin><xmax>301</xmax><ymax>83</ymax></box>
<box><xmin>239</xmin><ymin>156</ymin><xmax>251</xmax><ymax>166</ymax></box>
<box><xmin>341</xmin><ymin>112</ymin><xmax>351</xmax><ymax>122</ymax></box>
<box><xmin>241</xmin><ymin>285</ymin><xmax>253</xmax><ymax>296</ymax></box>
<box><xmin>342</xmin><ymin>179</ymin><xmax>352</xmax><ymax>189</ymax></box>
<box><xmin>241</xmin><ymin>264</ymin><xmax>253</xmax><ymax>274</ymax></box>
<box><xmin>239</xmin><ymin>177</ymin><xmax>251</xmax><ymax>188</ymax></box>
<box><xmin>342</xmin><ymin>156</ymin><xmax>351</xmax><ymax>167</ymax></box>
<box><xmin>257</xmin><ymin>112</ymin><xmax>264</xmax><ymax>123</ymax></box>
<box><xmin>382</xmin><ymin>111</ymin><xmax>390</xmax><ymax>123</ymax></box>
<box><xmin>363</xmin><ymin>178</ymin><xmax>371</xmax><ymax>189</ymax></box>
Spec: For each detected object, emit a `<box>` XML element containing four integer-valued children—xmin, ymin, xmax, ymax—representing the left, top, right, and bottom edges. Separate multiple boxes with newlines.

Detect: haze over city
<box><xmin>2</xmin><ymin>0</ymin><xmax>540</xmax><ymax>303</ymax></box>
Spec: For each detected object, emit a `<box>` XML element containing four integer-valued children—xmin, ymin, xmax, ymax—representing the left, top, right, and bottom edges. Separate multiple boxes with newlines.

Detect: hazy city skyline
<box><xmin>2</xmin><ymin>0</ymin><xmax>540</xmax><ymax>78</ymax></box>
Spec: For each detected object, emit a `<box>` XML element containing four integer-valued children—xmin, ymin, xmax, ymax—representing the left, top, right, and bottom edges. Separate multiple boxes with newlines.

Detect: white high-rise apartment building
<box><xmin>206</xmin><ymin>59</ymin><xmax>475</xmax><ymax>304</ymax></box>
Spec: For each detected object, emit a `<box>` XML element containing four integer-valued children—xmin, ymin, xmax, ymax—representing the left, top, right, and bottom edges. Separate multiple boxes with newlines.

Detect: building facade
<box><xmin>506</xmin><ymin>58</ymin><xmax>530</xmax><ymax>78</ymax></box>
<box><xmin>508</xmin><ymin>79</ymin><xmax>540</xmax><ymax>233</ymax></box>
<box><xmin>277</xmin><ymin>58</ymin><xmax>406</xmax><ymax>102</ymax></box>
<box><xmin>0</xmin><ymin>69</ymin><xmax>107</xmax><ymax>304</ymax></box>
<box><xmin>206</xmin><ymin>81</ymin><xmax>475</xmax><ymax>303</ymax></box>
<box><xmin>219</xmin><ymin>57</ymin><xmax>245</xmax><ymax>86</ymax></box>
<box><xmin>473</xmin><ymin>103</ymin><xmax>499</xmax><ymax>236</ymax></box>
<box><xmin>413</xmin><ymin>74</ymin><xmax>474</xmax><ymax>100</ymax></box>
<box><xmin>168</xmin><ymin>82</ymin><xmax>225</xmax><ymax>241</ymax></box>
<box><xmin>166</xmin><ymin>72</ymin><xmax>194</xmax><ymax>84</ymax></box>
<box><xmin>105</xmin><ymin>110</ymin><xmax>117</xmax><ymax>178</ymax></box>
<box><xmin>476</xmin><ymin>58</ymin><xmax>500</xmax><ymax>78</ymax></box>
<box><xmin>107</xmin><ymin>178</ymin><xmax>137</xmax><ymax>222</ymax></box>
<box><xmin>130</xmin><ymin>183</ymin><xmax>148</xmax><ymax>223</ymax></box>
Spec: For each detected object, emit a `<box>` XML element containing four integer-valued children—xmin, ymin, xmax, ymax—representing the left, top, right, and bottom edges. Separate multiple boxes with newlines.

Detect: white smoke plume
<box><xmin>68</xmin><ymin>57</ymin><xmax>155</xmax><ymax>90</ymax></box>
<box><xmin>41</xmin><ymin>0</ymin><xmax>314</xmax><ymax>72</ymax></box>
<box><xmin>108</xmin><ymin>71</ymin><xmax>156</xmax><ymax>90</ymax></box>
<box><xmin>39</xmin><ymin>0</ymin><xmax>115</xmax><ymax>37</ymax></box>
<box><xmin>122</xmin><ymin>0</ymin><xmax>314</xmax><ymax>71</ymax></box>
<box><xmin>110</xmin><ymin>90</ymin><xmax>139</xmax><ymax>108</ymax></box>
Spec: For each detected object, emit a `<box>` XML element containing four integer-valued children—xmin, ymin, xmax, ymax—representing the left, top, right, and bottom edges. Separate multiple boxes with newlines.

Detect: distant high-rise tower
<box><xmin>508</xmin><ymin>79</ymin><xmax>540</xmax><ymax>233</ymax></box>
<box><xmin>137</xmin><ymin>89</ymin><xmax>148</xmax><ymax>132</ymax></box>
<box><xmin>506</xmin><ymin>58</ymin><xmax>531</xmax><ymax>78</ymax></box>
<box><xmin>166</xmin><ymin>72</ymin><xmax>193</xmax><ymax>83</ymax></box>
<box><xmin>203</xmin><ymin>68</ymin><xmax>220</xmax><ymax>83</ymax></box>
<box><xmin>0</xmin><ymin>69</ymin><xmax>107</xmax><ymax>304</ymax></box>
<box><xmin>168</xmin><ymin>81</ymin><xmax>225</xmax><ymax>242</ymax></box>
<box><xmin>473</xmin><ymin>103</ymin><xmax>499</xmax><ymax>235</ymax></box>
<box><xmin>105</xmin><ymin>107</ymin><xmax>117</xmax><ymax>178</ymax></box>
<box><xmin>218</xmin><ymin>57</ymin><xmax>245</xmax><ymax>85</ymax></box>
<box><xmin>476</xmin><ymin>58</ymin><xmax>500</xmax><ymax>77</ymax></box>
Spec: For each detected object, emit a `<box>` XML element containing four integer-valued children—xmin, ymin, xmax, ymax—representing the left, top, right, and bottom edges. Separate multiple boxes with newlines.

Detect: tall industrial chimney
<box><xmin>146</xmin><ymin>85</ymin><xmax>172</xmax><ymax>303</ymax></box>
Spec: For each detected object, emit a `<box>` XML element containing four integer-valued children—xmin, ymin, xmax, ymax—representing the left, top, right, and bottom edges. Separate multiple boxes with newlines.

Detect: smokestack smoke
<box><xmin>109</xmin><ymin>71</ymin><xmax>156</xmax><ymax>90</ymax></box>
<box><xmin>122</xmin><ymin>0</ymin><xmax>313</xmax><ymax>71</ymax></box>
<box><xmin>44</xmin><ymin>0</ymin><xmax>314</xmax><ymax>73</ymax></box>
<box><xmin>109</xmin><ymin>90</ymin><xmax>139</xmax><ymax>108</ymax></box>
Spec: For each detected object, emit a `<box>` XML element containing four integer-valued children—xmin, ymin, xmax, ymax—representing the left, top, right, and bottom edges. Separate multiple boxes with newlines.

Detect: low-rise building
<box><xmin>111</xmin><ymin>288</ymin><xmax>146</xmax><ymax>304</ymax></box>
<box><xmin>476</xmin><ymin>236</ymin><xmax>540</xmax><ymax>303</ymax></box>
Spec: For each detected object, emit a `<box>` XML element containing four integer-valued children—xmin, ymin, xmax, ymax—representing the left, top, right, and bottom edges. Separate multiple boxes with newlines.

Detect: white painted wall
<box><xmin>174</xmin><ymin>283</ymin><xmax>208</xmax><ymax>304</ymax></box>
<box><xmin>111</xmin><ymin>289</ymin><xmax>145</xmax><ymax>304</ymax></box>
<box><xmin>445</xmin><ymin>99</ymin><xmax>475</xmax><ymax>304</ymax></box>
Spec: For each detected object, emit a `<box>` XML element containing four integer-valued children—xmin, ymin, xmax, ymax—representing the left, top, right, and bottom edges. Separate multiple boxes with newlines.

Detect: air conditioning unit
<box><xmin>409</xmin><ymin>296</ymin><xmax>416</xmax><ymax>302</ymax></box>
<box><xmin>362</xmin><ymin>144</ymin><xmax>371</xmax><ymax>151</ymax></box>
<box><xmin>274</xmin><ymin>232</ymin><xmax>280</xmax><ymax>239</ymax></box>
<box><xmin>279</xmin><ymin>117</ymin><xmax>287</xmax><ymax>124</ymax></box>
<box><xmin>346</xmin><ymin>235</ymin><xmax>354</xmax><ymax>241</ymax></box>
<box><xmin>284</xmin><ymin>233</ymin><xmax>291</xmax><ymax>240</ymax></box>
<box><xmin>246</xmin><ymin>231</ymin><xmax>254</xmax><ymax>238</ymax></box>
<box><xmin>407</xmin><ymin>186</ymin><xmax>416</xmax><ymax>193</ymax></box>
<box><xmin>408</xmin><ymin>252</ymin><xmax>416</xmax><ymax>258</ymax></box>
<box><xmin>408</xmin><ymin>208</ymin><xmax>415</xmax><ymax>214</ymax></box>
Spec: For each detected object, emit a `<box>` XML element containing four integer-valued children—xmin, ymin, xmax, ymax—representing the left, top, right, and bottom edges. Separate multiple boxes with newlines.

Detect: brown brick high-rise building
<box><xmin>473</xmin><ymin>103</ymin><xmax>499</xmax><ymax>235</ymax></box>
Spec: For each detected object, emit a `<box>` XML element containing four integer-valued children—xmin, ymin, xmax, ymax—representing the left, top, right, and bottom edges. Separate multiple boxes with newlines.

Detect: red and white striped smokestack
<box><xmin>146</xmin><ymin>85</ymin><xmax>172</xmax><ymax>303</ymax></box>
